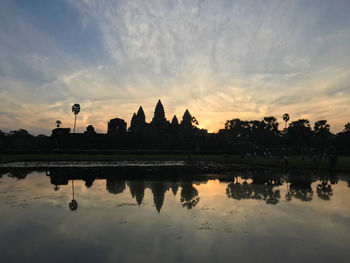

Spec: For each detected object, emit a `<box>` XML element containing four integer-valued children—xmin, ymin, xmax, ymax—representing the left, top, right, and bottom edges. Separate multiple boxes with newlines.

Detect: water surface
<box><xmin>1</xmin><ymin>168</ymin><xmax>350</xmax><ymax>263</ymax></box>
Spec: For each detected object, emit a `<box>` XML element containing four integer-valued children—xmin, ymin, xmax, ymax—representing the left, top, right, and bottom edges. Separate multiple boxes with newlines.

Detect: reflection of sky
<box><xmin>1</xmin><ymin>172</ymin><xmax>350</xmax><ymax>262</ymax></box>
<box><xmin>1</xmin><ymin>0</ymin><xmax>350</xmax><ymax>134</ymax></box>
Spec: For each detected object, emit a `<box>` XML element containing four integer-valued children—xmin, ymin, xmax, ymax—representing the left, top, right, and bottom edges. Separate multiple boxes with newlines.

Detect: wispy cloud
<box><xmin>0</xmin><ymin>0</ymin><xmax>350</xmax><ymax>134</ymax></box>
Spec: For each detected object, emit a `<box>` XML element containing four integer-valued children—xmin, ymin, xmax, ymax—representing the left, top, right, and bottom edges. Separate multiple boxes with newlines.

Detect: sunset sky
<box><xmin>1</xmin><ymin>0</ymin><xmax>350</xmax><ymax>135</ymax></box>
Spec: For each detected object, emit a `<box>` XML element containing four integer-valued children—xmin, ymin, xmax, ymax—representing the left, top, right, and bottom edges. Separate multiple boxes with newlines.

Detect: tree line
<box><xmin>1</xmin><ymin>100</ymin><xmax>350</xmax><ymax>153</ymax></box>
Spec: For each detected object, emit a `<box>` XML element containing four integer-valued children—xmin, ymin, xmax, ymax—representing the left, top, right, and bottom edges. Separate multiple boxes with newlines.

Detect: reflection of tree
<box><xmin>317</xmin><ymin>180</ymin><xmax>333</xmax><ymax>201</ymax></box>
<box><xmin>180</xmin><ymin>182</ymin><xmax>200</xmax><ymax>209</ymax></box>
<box><xmin>329</xmin><ymin>173</ymin><xmax>339</xmax><ymax>185</ymax></box>
<box><xmin>128</xmin><ymin>181</ymin><xmax>145</xmax><ymax>205</ymax></box>
<box><xmin>288</xmin><ymin>185</ymin><xmax>313</xmax><ymax>201</ymax></box>
<box><xmin>69</xmin><ymin>180</ymin><xmax>78</xmax><ymax>211</ymax></box>
<box><xmin>226</xmin><ymin>177</ymin><xmax>280</xmax><ymax>204</ymax></box>
<box><xmin>226</xmin><ymin>182</ymin><xmax>246</xmax><ymax>200</ymax></box>
<box><xmin>106</xmin><ymin>178</ymin><xmax>126</xmax><ymax>194</ymax></box>
<box><xmin>69</xmin><ymin>199</ymin><xmax>78</xmax><ymax>211</ymax></box>
<box><xmin>285</xmin><ymin>182</ymin><xmax>292</xmax><ymax>201</ymax></box>
<box><xmin>150</xmin><ymin>181</ymin><xmax>167</xmax><ymax>213</ymax></box>
<box><xmin>265</xmin><ymin>189</ymin><xmax>280</xmax><ymax>204</ymax></box>
<box><xmin>286</xmin><ymin>174</ymin><xmax>313</xmax><ymax>201</ymax></box>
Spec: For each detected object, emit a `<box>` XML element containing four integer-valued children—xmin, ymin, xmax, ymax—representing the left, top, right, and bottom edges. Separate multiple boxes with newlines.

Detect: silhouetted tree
<box><xmin>285</xmin><ymin>119</ymin><xmax>313</xmax><ymax>146</ymax></box>
<box><xmin>312</xmin><ymin>120</ymin><xmax>332</xmax><ymax>148</ymax></box>
<box><xmin>261</xmin><ymin>116</ymin><xmax>280</xmax><ymax>146</ymax></box>
<box><xmin>334</xmin><ymin>122</ymin><xmax>350</xmax><ymax>151</ymax></box>
<box><xmin>263</xmin><ymin>116</ymin><xmax>279</xmax><ymax>134</ymax></box>
<box><xmin>225</xmin><ymin>118</ymin><xmax>249</xmax><ymax>137</ymax></box>
<box><xmin>314</xmin><ymin>120</ymin><xmax>330</xmax><ymax>134</ymax></box>
<box><xmin>282</xmin><ymin>113</ymin><xmax>290</xmax><ymax>129</ymax></box>
<box><xmin>344</xmin><ymin>122</ymin><xmax>350</xmax><ymax>133</ymax></box>
<box><xmin>56</xmin><ymin>120</ymin><xmax>62</xmax><ymax>128</ymax></box>
<box><xmin>72</xmin><ymin>104</ymin><xmax>80</xmax><ymax>133</ymax></box>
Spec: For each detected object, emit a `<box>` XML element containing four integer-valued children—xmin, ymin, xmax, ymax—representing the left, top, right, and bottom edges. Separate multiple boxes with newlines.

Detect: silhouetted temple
<box><xmin>46</xmin><ymin>99</ymin><xmax>206</xmax><ymax>150</ymax></box>
<box><xmin>3</xmin><ymin>98</ymin><xmax>349</xmax><ymax>153</ymax></box>
<box><xmin>108</xmin><ymin>118</ymin><xmax>127</xmax><ymax>135</ymax></box>
<box><xmin>52</xmin><ymin>128</ymin><xmax>70</xmax><ymax>136</ymax></box>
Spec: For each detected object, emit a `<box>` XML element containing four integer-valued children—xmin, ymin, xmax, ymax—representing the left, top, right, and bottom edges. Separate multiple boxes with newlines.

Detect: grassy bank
<box><xmin>1</xmin><ymin>153</ymin><xmax>350</xmax><ymax>172</ymax></box>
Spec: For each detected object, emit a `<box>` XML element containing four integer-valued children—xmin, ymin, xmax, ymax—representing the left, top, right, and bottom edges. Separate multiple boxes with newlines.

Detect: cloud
<box><xmin>0</xmin><ymin>0</ymin><xmax>350</xmax><ymax>134</ymax></box>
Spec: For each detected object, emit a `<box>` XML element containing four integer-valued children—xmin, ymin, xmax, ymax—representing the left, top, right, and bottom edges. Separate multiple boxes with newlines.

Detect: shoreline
<box><xmin>1</xmin><ymin>154</ymin><xmax>349</xmax><ymax>172</ymax></box>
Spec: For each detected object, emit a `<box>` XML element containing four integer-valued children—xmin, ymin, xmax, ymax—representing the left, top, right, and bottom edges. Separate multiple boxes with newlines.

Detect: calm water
<box><xmin>1</xmin><ymin>167</ymin><xmax>350</xmax><ymax>263</ymax></box>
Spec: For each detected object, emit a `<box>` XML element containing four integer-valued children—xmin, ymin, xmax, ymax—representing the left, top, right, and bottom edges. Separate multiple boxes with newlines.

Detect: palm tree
<box><xmin>282</xmin><ymin>113</ymin><xmax>290</xmax><ymax>129</ymax></box>
<box><xmin>56</xmin><ymin>120</ymin><xmax>62</xmax><ymax>128</ymax></box>
<box><xmin>72</xmin><ymin>104</ymin><xmax>80</xmax><ymax>133</ymax></box>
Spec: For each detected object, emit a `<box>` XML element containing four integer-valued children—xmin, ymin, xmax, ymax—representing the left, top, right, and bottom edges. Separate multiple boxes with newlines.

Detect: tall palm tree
<box><xmin>56</xmin><ymin>120</ymin><xmax>62</xmax><ymax>128</ymax></box>
<box><xmin>72</xmin><ymin>104</ymin><xmax>80</xmax><ymax>133</ymax></box>
<box><xmin>282</xmin><ymin>113</ymin><xmax>290</xmax><ymax>129</ymax></box>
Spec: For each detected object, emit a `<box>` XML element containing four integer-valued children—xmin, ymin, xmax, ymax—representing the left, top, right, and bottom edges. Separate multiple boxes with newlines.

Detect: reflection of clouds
<box><xmin>1</xmin><ymin>172</ymin><xmax>350</xmax><ymax>262</ymax></box>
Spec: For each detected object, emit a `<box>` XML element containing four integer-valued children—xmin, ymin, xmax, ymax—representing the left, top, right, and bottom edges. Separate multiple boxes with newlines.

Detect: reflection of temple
<box><xmin>107</xmin><ymin>178</ymin><xmax>126</xmax><ymax>194</ymax></box>
<box><xmin>107</xmin><ymin>118</ymin><xmax>127</xmax><ymax>135</ymax></box>
<box><xmin>40</xmin><ymin>167</ymin><xmax>203</xmax><ymax>212</ymax></box>
<box><xmin>128</xmin><ymin>181</ymin><xmax>145</xmax><ymax>205</ymax></box>
<box><xmin>109</xmin><ymin>179</ymin><xmax>195</xmax><ymax>212</ymax></box>
<box><xmin>2</xmin><ymin>167</ymin><xmax>347</xmax><ymax>212</ymax></box>
<box><xmin>151</xmin><ymin>181</ymin><xmax>167</xmax><ymax>212</ymax></box>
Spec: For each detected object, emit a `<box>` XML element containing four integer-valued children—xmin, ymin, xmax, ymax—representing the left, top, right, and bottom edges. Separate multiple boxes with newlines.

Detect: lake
<box><xmin>1</xmin><ymin>166</ymin><xmax>350</xmax><ymax>263</ymax></box>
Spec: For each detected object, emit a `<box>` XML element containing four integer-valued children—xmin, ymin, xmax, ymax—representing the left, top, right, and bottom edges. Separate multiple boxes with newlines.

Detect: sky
<box><xmin>1</xmin><ymin>0</ymin><xmax>350</xmax><ymax>135</ymax></box>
